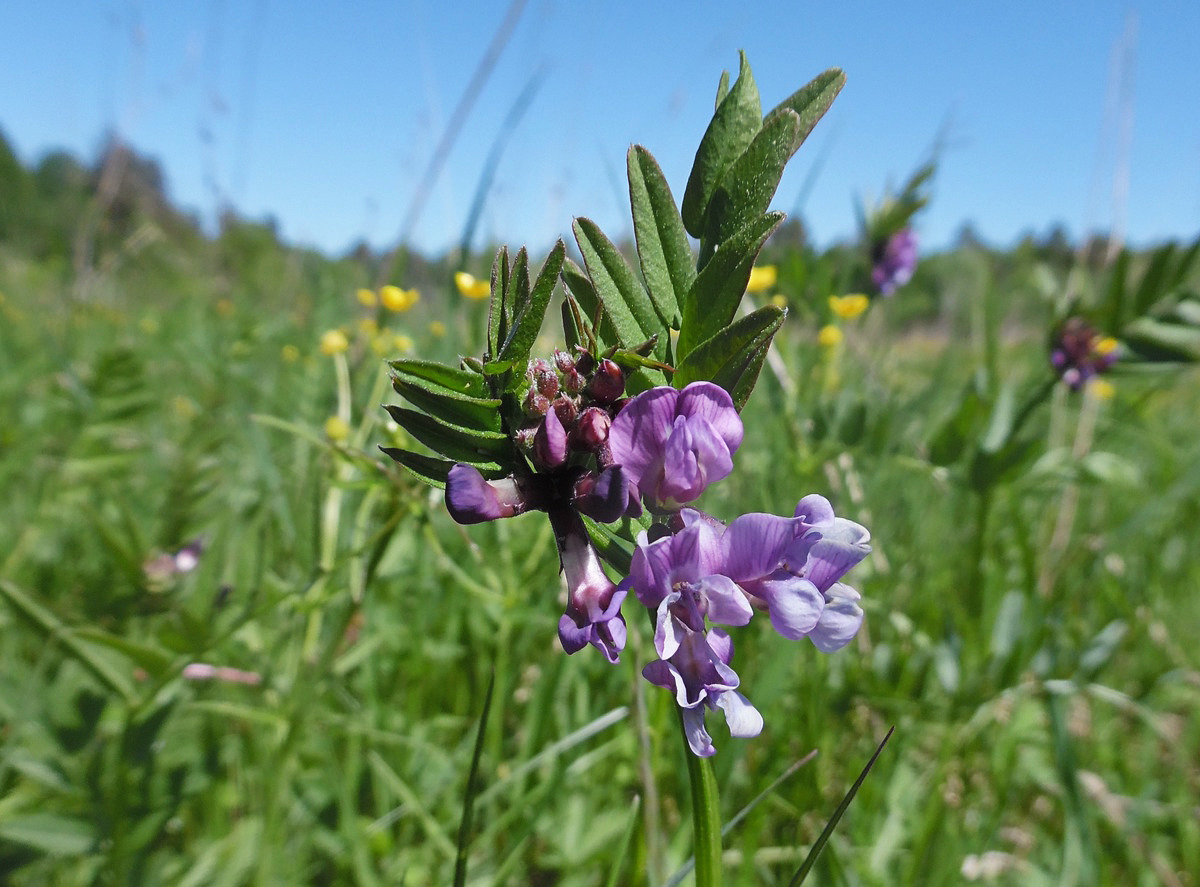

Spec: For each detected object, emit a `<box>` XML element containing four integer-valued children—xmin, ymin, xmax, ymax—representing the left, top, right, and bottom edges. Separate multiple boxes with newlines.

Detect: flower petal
<box><xmin>681</xmin><ymin>705</ymin><xmax>716</xmax><ymax>757</ymax></box>
<box><xmin>676</xmin><ymin>382</ymin><xmax>743</xmax><ymax>454</ymax></box>
<box><xmin>695</xmin><ymin>573</ymin><xmax>753</xmax><ymax>626</ymax></box>
<box><xmin>608</xmin><ymin>386</ymin><xmax>679</xmax><ymax>485</ymax></box>
<box><xmin>716</xmin><ymin>690</ymin><xmax>763</xmax><ymax>739</ymax></box>
<box><xmin>720</xmin><ymin>512</ymin><xmax>796</xmax><ymax>581</ymax></box>
<box><xmin>808</xmin><ymin>583</ymin><xmax>864</xmax><ymax>652</ymax></box>
<box><xmin>754</xmin><ymin>573</ymin><xmax>824</xmax><ymax>640</ymax></box>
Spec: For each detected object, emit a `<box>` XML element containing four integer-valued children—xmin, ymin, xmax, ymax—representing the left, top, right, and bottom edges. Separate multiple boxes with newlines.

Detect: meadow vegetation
<box><xmin>1</xmin><ymin>114</ymin><xmax>1199</xmax><ymax>886</ymax></box>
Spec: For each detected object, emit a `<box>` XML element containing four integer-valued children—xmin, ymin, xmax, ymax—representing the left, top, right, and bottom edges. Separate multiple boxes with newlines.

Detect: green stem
<box><xmin>681</xmin><ymin>709</ymin><xmax>723</xmax><ymax>887</ymax></box>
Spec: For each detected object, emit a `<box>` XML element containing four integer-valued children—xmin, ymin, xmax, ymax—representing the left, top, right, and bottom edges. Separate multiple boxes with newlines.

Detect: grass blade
<box><xmin>453</xmin><ymin>669</ymin><xmax>496</xmax><ymax>887</ymax></box>
<box><xmin>788</xmin><ymin>726</ymin><xmax>894</xmax><ymax>886</ymax></box>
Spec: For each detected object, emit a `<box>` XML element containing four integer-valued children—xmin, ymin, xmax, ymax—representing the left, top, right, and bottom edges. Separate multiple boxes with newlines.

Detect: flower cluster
<box><xmin>1050</xmin><ymin>317</ymin><xmax>1119</xmax><ymax>391</ymax></box>
<box><xmin>870</xmin><ymin>227</ymin><xmax>918</xmax><ymax>296</ymax></box>
<box><xmin>445</xmin><ymin>368</ymin><xmax>872</xmax><ymax>755</ymax></box>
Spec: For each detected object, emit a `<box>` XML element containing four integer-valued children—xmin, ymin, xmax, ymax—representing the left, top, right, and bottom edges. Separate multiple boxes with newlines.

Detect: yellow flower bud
<box><xmin>829</xmin><ymin>293</ymin><xmax>870</xmax><ymax>320</ymax></box>
<box><xmin>1094</xmin><ymin>336</ymin><xmax>1119</xmax><ymax>357</ymax></box>
<box><xmin>319</xmin><ymin>329</ymin><xmax>349</xmax><ymax>356</ymax></box>
<box><xmin>324</xmin><ymin>416</ymin><xmax>351</xmax><ymax>442</ymax></box>
<box><xmin>818</xmin><ymin>324</ymin><xmax>844</xmax><ymax>348</ymax></box>
<box><xmin>356</xmin><ymin>287</ymin><xmax>378</xmax><ymax>307</ymax></box>
<box><xmin>393</xmin><ymin>333</ymin><xmax>414</xmax><ymax>352</ymax></box>
<box><xmin>281</xmin><ymin>344</ymin><xmax>301</xmax><ymax>363</ymax></box>
<box><xmin>455</xmin><ymin>271</ymin><xmax>491</xmax><ymax>300</ymax></box>
<box><xmin>429</xmin><ymin>320</ymin><xmax>447</xmax><ymax>337</ymax></box>
<box><xmin>745</xmin><ymin>265</ymin><xmax>778</xmax><ymax>293</ymax></box>
<box><xmin>770</xmin><ymin>293</ymin><xmax>788</xmax><ymax>309</ymax></box>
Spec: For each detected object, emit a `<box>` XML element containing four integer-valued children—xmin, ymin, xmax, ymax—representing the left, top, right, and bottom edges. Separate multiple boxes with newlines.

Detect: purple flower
<box><xmin>721</xmin><ymin>495</ymin><xmax>871</xmax><ymax>651</ymax></box>
<box><xmin>642</xmin><ymin>626</ymin><xmax>762</xmax><ymax>757</ymax></box>
<box><xmin>445</xmin><ymin>464</ymin><xmax>526</xmax><ymax>524</ymax></box>
<box><xmin>553</xmin><ymin>507</ymin><xmax>627</xmax><ymax>663</ymax></box>
<box><xmin>608</xmin><ymin>382</ymin><xmax>743</xmax><ymax>512</ymax></box>
<box><xmin>871</xmin><ymin>228</ymin><xmax>918</xmax><ymax>296</ymax></box>
<box><xmin>628</xmin><ymin>520</ymin><xmax>753</xmax><ymax>654</ymax></box>
<box><xmin>1050</xmin><ymin>317</ymin><xmax>1118</xmax><ymax>391</ymax></box>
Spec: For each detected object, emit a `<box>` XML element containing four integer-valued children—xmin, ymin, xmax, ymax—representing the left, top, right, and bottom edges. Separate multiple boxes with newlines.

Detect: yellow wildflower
<box><xmin>319</xmin><ymin>329</ymin><xmax>349</xmax><ymax>356</ymax></box>
<box><xmin>324</xmin><ymin>416</ymin><xmax>351</xmax><ymax>442</ymax></box>
<box><xmin>380</xmin><ymin>285</ymin><xmax>420</xmax><ymax>312</ymax></box>
<box><xmin>1094</xmin><ymin>336</ymin><xmax>1119</xmax><ymax>357</ymax></box>
<box><xmin>829</xmin><ymin>293</ymin><xmax>870</xmax><ymax>320</ymax></box>
<box><xmin>358</xmin><ymin>317</ymin><xmax>379</xmax><ymax>336</ymax></box>
<box><xmin>429</xmin><ymin>320</ymin><xmax>447</xmax><ymax>337</ymax></box>
<box><xmin>770</xmin><ymin>293</ymin><xmax>788</xmax><ymax>309</ymax></box>
<box><xmin>455</xmin><ymin>271</ymin><xmax>491</xmax><ymax>300</ymax></box>
<box><xmin>281</xmin><ymin>344</ymin><xmax>301</xmax><ymax>363</ymax></box>
<box><xmin>356</xmin><ymin>287</ymin><xmax>378</xmax><ymax>307</ymax></box>
<box><xmin>746</xmin><ymin>265</ymin><xmax>778</xmax><ymax>293</ymax></box>
<box><xmin>1086</xmin><ymin>378</ymin><xmax>1115</xmax><ymax>401</ymax></box>
<box><xmin>393</xmin><ymin>333</ymin><xmax>414</xmax><ymax>352</ymax></box>
<box><xmin>370</xmin><ymin>333</ymin><xmax>392</xmax><ymax>356</ymax></box>
<box><xmin>818</xmin><ymin>324</ymin><xmax>844</xmax><ymax>348</ymax></box>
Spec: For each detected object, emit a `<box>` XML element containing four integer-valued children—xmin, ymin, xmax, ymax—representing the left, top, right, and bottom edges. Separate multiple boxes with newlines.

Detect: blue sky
<box><xmin>2</xmin><ymin>1</ymin><xmax>1198</xmax><ymax>258</ymax></box>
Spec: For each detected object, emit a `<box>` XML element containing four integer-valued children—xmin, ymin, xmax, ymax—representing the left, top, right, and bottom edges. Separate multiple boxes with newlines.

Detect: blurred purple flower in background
<box><xmin>871</xmin><ymin>227</ymin><xmax>918</xmax><ymax>295</ymax></box>
<box><xmin>1050</xmin><ymin>317</ymin><xmax>1119</xmax><ymax>390</ymax></box>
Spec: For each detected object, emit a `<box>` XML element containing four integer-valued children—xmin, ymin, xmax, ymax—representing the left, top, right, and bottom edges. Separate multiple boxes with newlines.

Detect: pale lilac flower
<box><xmin>871</xmin><ymin>228</ymin><xmax>918</xmax><ymax>295</ymax></box>
<box><xmin>608</xmin><ymin>382</ymin><xmax>743</xmax><ymax>512</ymax></box>
<box><xmin>721</xmin><ymin>495</ymin><xmax>871</xmax><ymax>651</ymax></box>
<box><xmin>642</xmin><ymin>625</ymin><xmax>762</xmax><ymax>757</ymax></box>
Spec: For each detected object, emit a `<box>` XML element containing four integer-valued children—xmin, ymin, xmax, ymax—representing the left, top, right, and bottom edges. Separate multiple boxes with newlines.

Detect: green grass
<box><xmin>2</xmin><ymin>223</ymin><xmax>1199</xmax><ymax>887</ymax></box>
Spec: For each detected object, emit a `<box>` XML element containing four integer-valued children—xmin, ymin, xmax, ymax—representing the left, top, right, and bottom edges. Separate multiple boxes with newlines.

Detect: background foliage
<box><xmin>1</xmin><ymin>117</ymin><xmax>1199</xmax><ymax>886</ymax></box>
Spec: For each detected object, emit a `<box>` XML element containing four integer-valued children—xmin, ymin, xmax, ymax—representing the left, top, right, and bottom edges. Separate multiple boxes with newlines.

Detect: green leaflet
<box><xmin>681</xmin><ymin>51</ymin><xmax>762</xmax><ymax>238</ymax></box>
<box><xmin>499</xmin><ymin>239</ymin><xmax>565</xmax><ymax>365</ymax></box>
<box><xmin>628</xmin><ymin>146</ymin><xmax>690</xmax><ymax>330</ymax></box>
<box><xmin>764</xmin><ymin>67</ymin><xmax>846</xmax><ymax>162</ymax></box>
<box><xmin>677</xmin><ymin>211</ymin><xmax>784</xmax><ymax>361</ymax></box>
<box><xmin>387</xmin><ymin>358</ymin><xmax>487</xmax><ymax>397</ymax></box>
<box><xmin>673</xmin><ymin>305</ymin><xmax>785</xmax><ymax>410</ymax></box>
<box><xmin>698</xmin><ymin>108</ymin><xmax>800</xmax><ymax>267</ymax></box>
<box><xmin>389</xmin><ymin>374</ymin><xmax>502</xmax><ymax>433</ymax></box>
<box><xmin>562</xmin><ymin>258</ymin><xmax>612</xmax><ymax>351</ymax></box>
<box><xmin>378</xmin><ymin>447</ymin><xmax>457</xmax><ymax>488</ymax></box>
<box><xmin>572</xmin><ymin>217</ymin><xmax>665</xmax><ymax>360</ymax></box>
<box><xmin>487</xmin><ymin>246</ymin><xmax>510</xmax><ymax>359</ymax></box>
<box><xmin>382</xmin><ymin>406</ymin><xmax>511</xmax><ymax>470</ymax></box>
<box><xmin>1123</xmin><ymin>315</ymin><xmax>1200</xmax><ymax>361</ymax></box>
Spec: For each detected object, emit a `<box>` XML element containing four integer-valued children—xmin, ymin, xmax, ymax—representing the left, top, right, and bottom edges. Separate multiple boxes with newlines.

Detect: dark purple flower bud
<box><xmin>608</xmin><ymin>382</ymin><xmax>743</xmax><ymax>512</ymax></box>
<box><xmin>871</xmin><ymin>228</ymin><xmax>918</xmax><ymax>296</ymax></box>
<box><xmin>553</xmin><ymin>349</ymin><xmax>576</xmax><ymax>373</ymax></box>
<box><xmin>573</xmin><ymin>351</ymin><xmax>596</xmax><ymax>376</ymax></box>
<box><xmin>561</xmin><ymin>366</ymin><xmax>585</xmax><ymax>394</ymax></box>
<box><xmin>524</xmin><ymin>388</ymin><xmax>550</xmax><ymax>416</ymax></box>
<box><xmin>445</xmin><ymin>464</ymin><xmax>525</xmax><ymax>524</ymax></box>
<box><xmin>533</xmin><ymin>407</ymin><xmax>569</xmax><ymax>469</ymax></box>
<box><xmin>528</xmin><ymin>358</ymin><xmax>559</xmax><ymax>399</ymax></box>
<box><xmin>572</xmin><ymin>406</ymin><xmax>611</xmax><ymax>451</ymax></box>
<box><xmin>551</xmin><ymin>396</ymin><xmax>578</xmax><ymax>426</ymax></box>
<box><xmin>588</xmin><ymin>359</ymin><xmax>625</xmax><ymax>404</ymax></box>
<box><xmin>572</xmin><ymin>466</ymin><xmax>629</xmax><ymax>523</ymax></box>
